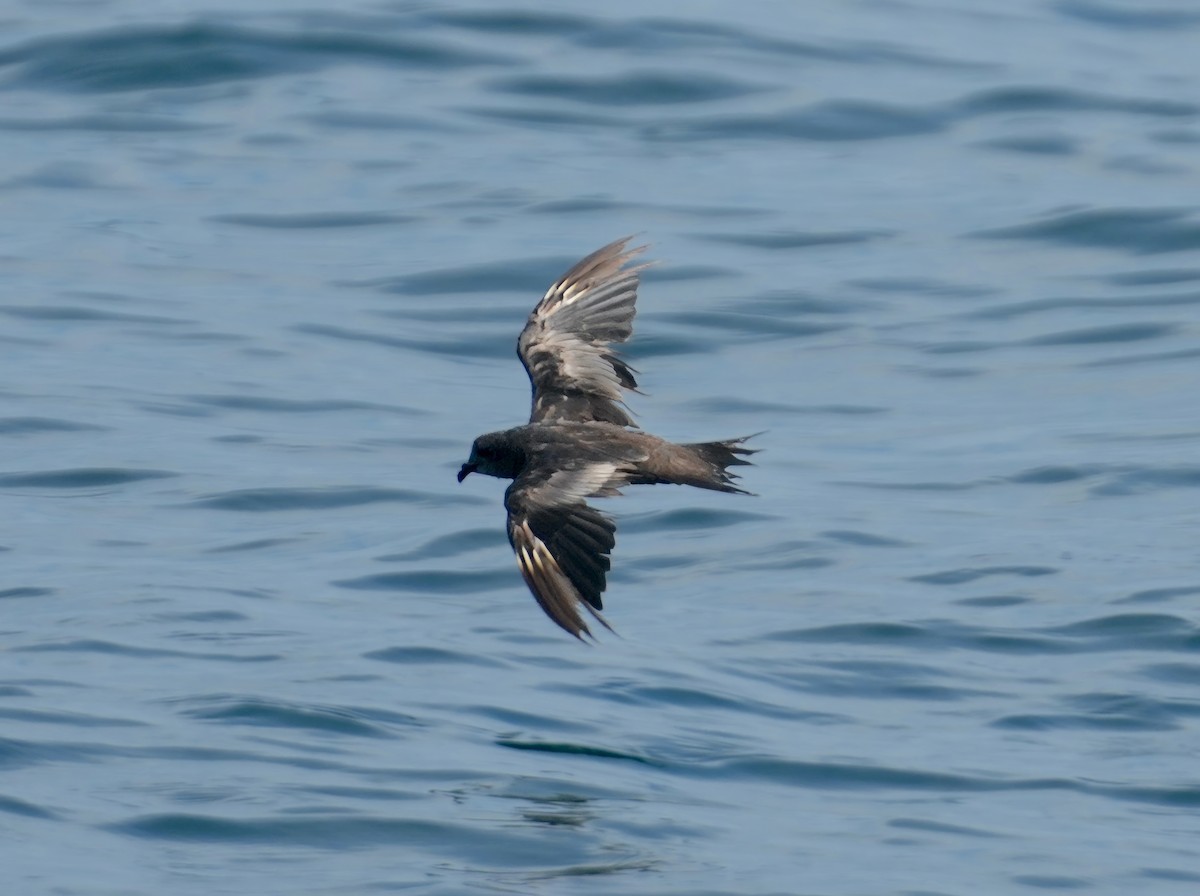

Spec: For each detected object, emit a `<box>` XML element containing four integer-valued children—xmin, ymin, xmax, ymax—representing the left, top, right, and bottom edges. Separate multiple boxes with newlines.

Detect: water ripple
<box><xmin>1091</xmin><ymin>466</ymin><xmax>1200</xmax><ymax>496</ymax></box>
<box><xmin>209</xmin><ymin>211</ymin><xmax>420</xmax><ymax>229</ymax></box>
<box><xmin>487</xmin><ymin>71</ymin><xmax>765</xmax><ymax>105</ymax></box>
<box><xmin>107</xmin><ymin>812</ymin><xmax>591</xmax><ymax>863</ymax></box>
<box><xmin>757</xmin><ymin>613</ymin><xmax>1200</xmax><ymax>654</ymax></box>
<box><xmin>0</xmin><ymin>587</ymin><xmax>55</xmax><ymax>599</ymax></box>
<box><xmin>973</xmin><ymin>207</ymin><xmax>1200</xmax><ymax>254</ymax></box>
<box><xmin>1054</xmin><ymin>0</ymin><xmax>1200</xmax><ymax>30</ymax></box>
<box><xmin>295</xmin><ymin>322</ymin><xmax>519</xmax><ymax>360</ymax></box>
<box><xmin>173</xmin><ymin>695</ymin><xmax>413</xmax><ymax>737</ymax></box>
<box><xmin>1024</xmin><ymin>322</ymin><xmax>1178</xmax><ymax>346</ymax></box>
<box><xmin>0</xmin><ymin>113</ymin><xmax>214</xmax><ymax>132</ymax></box>
<box><xmin>497</xmin><ymin>738</ymin><xmax>656</xmax><ymax>766</ymax></box>
<box><xmin>909</xmin><ymin>566</ymin><xmax>1058</xmax><ymax>585</ymax></box>
<box><xmin>0</xmin><ymin>305</ymin><xmax>187</xmax><ymax>325</ymax></box>
<box><xmin>351</xmin><ymin>253</ymin><xmax>582</xmax><ymax>295</ymax></box>
<box><xmin>0</xmin><ymin>794</ymin><xmax>57</xmax><ymax>819</ymax></box>
<box><xmin>0</xmin><ymin>416</ymin><xmax>107</xmax><ymax>435</ymax></box>
<box><xmin>190</xmin><ymin>486</ymin><xmax>480</xmax><ymax>511</ymax></box>
<box><xmin>11</xmin><ymin>639</ymin><xmax>280</xmax><ymax>663</ymax></box>
<box><xmin>619</xmin><ymin>507</ymin><xmax>772</xmax><ymax>534</ymax></box>
<box><xmin>335</xmin><ymin>569</ymin><xmax>512</xmax><ymax>593</ymax></box>
<box><xmin>362</xmin><ymin>646</ymin><xmax>507</xmax><ymax>669</ymax></box>
<box><xmin>0</xmin><ymin>468</ymin><xmax>175</xmax><ymax>488</ymax></box>
<box><xmin>650</xmin><ymin>99</ymin><xmax>945</xmax><ymax>142</ymax></box>
<box><xmin>186</xmin><ymin>394</ymin><xmax>426</xmax><ymax>416</ymax></box>
<box><xmin>968</xmin><ymin>291</ymin><xmax>1200</xmax><ymax>320</ymax></box>
<box><xmin>695</xmin><ymin>229</ymin><xmax>891</xmax><ymax>249</ymax></box>
<box><xmin>992</xmin><ymin>691</ymin><xmax>1191</xmax><ymax>732</ymax></box>
<box><xmin>644</xmin><ymin>86</ymin><xmax>1193</xmax><ymax>144</ymax></box>
<box><xmin>3</xmin><ymin>2</ymin><xmax>1198</xmax><ymax>890</ymax></box>
<box><xmin>950</xmin><ymin>86</ymin><xmax>1196</xmax><ymax>118</ymax></box>
<box><xmin>1114</xmin><ymin>585</ymin><xmax>1200</xmax><ymax>605</ymax></box>
<box><xmin>1</xmin><ymin>22</ymin><xmax>514</xmax><ymax>93</ymax></box>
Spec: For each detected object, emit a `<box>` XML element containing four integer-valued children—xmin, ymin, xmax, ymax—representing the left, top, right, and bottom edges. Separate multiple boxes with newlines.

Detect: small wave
<box><xmin>204</xmin><ymin>537</ymin><xmax>303</xmax><ymax>554</ymax></box>
<box><xmin>1082</xmin><ymin>346</ymin><xmax>1200</xmax><ymax>368</ymax></box>
<box><xmin>0</xmin><ymin>416</ymin><xmax>107</xmax><ymax>435</ymax></box>
<box><xmin>0</xmin><ymin>708</ymin><xmax>146</xmax><ymax>728</ymax></box>
<box><xmin>972</xmin><ymin>207</ymin><xmax>1200</xmax><ymax>255</ymax></box>
<box><xmin>294</xmin><ymin>323</ymin><xmax>515</xmax><ymax>360</ymax></box>
<box><xmin>649</xmin><ymin>99</ymin><xmax>945</xmax><ymax>142</ymax></box>
<box><xmin>968</xmin><ymin>291</ymin><xmax>1200</xmax><ymax>320</ymax></box>
<box><xmin>0</xmin><ymin>587</ymin><xmax>55</xmax><ymax>599</ymax></box>
<box><xmin>106</xmin><ymin>812</ymin><xmax>578</xmax><ymax>864</ymax></box>
<box><xmin>1105</xmin><ymin>268</ymin><xmax>1200</xmax><ymax>286</ymax></box>
<box><xmin>1114</xmin><ymin>585</ymin><xmax>1200</xmax><ymax>605</ymax></box>
<box><xmin>354</xmin><ymin>254</ymin><xmax>577</xmax><ymax>296</ymax></box>
<box><xmin>2</xmin><ymin>22</ymin><xmax>514</xmax><ymax>94</ymax></box>
<box><xmin>955</xmin><ymin>595</ymin><xmax>1031</xmax><ymax>608</ymax></box>
<box><xmin>704</xmin><ymin>755</ymin><xmax>1032</xmax><ymax>791</ymax></box>
<box><xmin>950</xmin><ymin>86</ymin><xmax>1196</xmax><ymax>118</ymax></box>
<box><xmin>1091</xmin><ymin>466</ymin><xmax>1200</xmax><ymax>496</ymax></box>
<box><xmin>1024</xmin><ymin>322</ymin><xmax>1178</xmax><ymax>346</ymax></box>
<box><xmin>695</xmin><ymin>229</ymin><xmax>891</xmax><ymax>249</ymax></box>
<box><xmin>209</xmin><ymin>211</ymin><xmax>419</xmax><ymax>229</ymax></box>
<box><xmin>173</xmin><ymin>695</ymin><xmax>406</xmax><ymax>738</ymax></box>
<box><xmin>1140</xmin><ymin>662</ymin><xmax>1200</xmax><ymax>685</ymax></box>
<box><xmin>363</xmin><ymin>646</ymin><xmax>507</xmax><ymax>669</ymax></box>
<box><xmin>849</xmin><ymin>276</ymin><xmax>996</xmax><ymax>299</ymax></box>
<box><xmin>378</xmin><ymin>528</ymin><xmax>506</xmax><ymax>562</ymax></box>
<box><xmin>497</xmin><ymin>738</ymin><xmax>655</xmax><ymax>765</ymax></box>
<box><xmin>760</xmin><ymin>613</ymin><xmax>1200</xmax><ymax>654</ymax></box>
<box><xmin>185</xmin><ymin>393</ymin><xmax>426</xmax><ymax>415</ymax></box>
<box><xmin>463</xmin><ymin>704</ymin><xmax>594</xmax><ymax>734</ymax></box>
<box><xmin>619</xmin><ymin>507</ymin><xmax>772</xmax><ymax>534</ymax></box>
<box><xmin>685</xmin><ymin>397</ymin><xmax>885</xmax><ymax>415</ymax></box>
<box><xmin>11</xmin><ymin>638</ymin><xmax>279</xmax><ymax>663</ymax></box>
<box><xmin>0</xmin><ymin>113</ymin><xmax>213</xmax><ymax>132</ymax></box>
<box><xmin>1005</xmin><ymin>465</ymin><xmax>1109</xmax><ymax>484</ymax></box>
<box><xmin>1053</xmin><ymin>0</ymin><xmax>1200</xmax><ymax>30</ymax></box>
<box><xmin>659</xmin><ymin>309</ymin><xmax>846</xmax><ymax>339</ymax></box>
<box><xmin>190</xmin><ymin>486</ymin><xmax>479</xmax><ymax>511</ymax></box>
<box><xmin>487</xmin><ymin>71</ymin><xmax>765</xmax><ymax>106</ymax></box>
<box><xmin>974</xmin><ymin>134</ymin><xmax>1078</xmax><ymax>156</ymax></box>
<box><xmin>0</xmin><ymin>794</ymin><xmax>57</xmax><ymax>819</ymax></box>
<box><xmin>335</xmin><ymin>569</ymin><xmax>512</xmax><ymax>593</ymax></box>
<box><xmin>992</xmin><ymin>691</ymin><xmax>1190</xmax><ymax>732</ymax></box>
<box><xmin>888</xmin><ymin>816</ymin><xmax>1003</xmax><ymax>838</ymax></box>
<box><xmin>0</xmin><ymin>468</ymin><xmax>175</xmax><ymax>488</ymax></box>
<box><xmin>821</xmin><ymin>530</ymin><xmax>909</xmax><ymax>547</ymax></box>
<box><xmin>909</xmin><ymin>566</ymin><xmax>1058</xmax><ymax>585</ymax></box>
<box><xmin>0</xmin><ymin>305</ymin><xmax>187</xmax><ymax>325</ymax></box>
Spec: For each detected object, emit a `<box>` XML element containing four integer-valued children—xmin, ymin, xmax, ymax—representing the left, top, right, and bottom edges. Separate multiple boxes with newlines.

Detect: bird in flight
<box><xmin>457</xmin><ymin>237</ymin><xmax>755</xmax><ymax>640</ymax></box>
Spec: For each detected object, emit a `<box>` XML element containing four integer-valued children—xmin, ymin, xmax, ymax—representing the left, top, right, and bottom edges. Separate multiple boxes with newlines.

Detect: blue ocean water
<box><xmin>2</xmin><ymin>1</ymin><xmax>1199</xmax><ymax>893</ymax></box>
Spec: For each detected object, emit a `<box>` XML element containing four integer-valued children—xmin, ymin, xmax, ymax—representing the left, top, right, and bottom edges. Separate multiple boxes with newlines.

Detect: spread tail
<box><xmin>679</xmin><ymin>433</ymin><xmax>759</xmax><ymax>495</ymax></box>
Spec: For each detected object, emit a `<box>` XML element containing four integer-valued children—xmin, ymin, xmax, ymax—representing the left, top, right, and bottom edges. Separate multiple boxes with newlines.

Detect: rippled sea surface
<box><xmin>4</xmin><ymin>1</ymin><xmax>1200</xmax><ymax>893</ymax></box>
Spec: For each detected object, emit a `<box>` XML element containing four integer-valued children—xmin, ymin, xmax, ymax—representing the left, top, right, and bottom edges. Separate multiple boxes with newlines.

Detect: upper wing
<box><xmin>518</xmin><ymin>237</ymin><xmax>650</xmax><ymax>427</ymax></box>
<box><xmin>504</xmin><ymin>462</ymin><xmax>624</xmax><ymax>640</ymax></box>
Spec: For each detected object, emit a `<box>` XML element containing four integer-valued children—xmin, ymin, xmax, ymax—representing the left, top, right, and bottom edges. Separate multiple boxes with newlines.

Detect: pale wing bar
<box><xmin>504</xmin><ymin>463</ymin><xmax>623</xmax><ymax>640</ymax></box>
<box><xmin>518</xmin><ymin>237</ymin><xmax>649</xmax><ymax>426</ymax></box>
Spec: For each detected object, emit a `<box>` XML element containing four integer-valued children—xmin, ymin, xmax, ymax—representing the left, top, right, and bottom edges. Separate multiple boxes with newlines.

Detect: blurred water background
<box><xmin>3</xmin><ymin>1</ymin><xmax>1200</xmax><ymax>893</ymax></box>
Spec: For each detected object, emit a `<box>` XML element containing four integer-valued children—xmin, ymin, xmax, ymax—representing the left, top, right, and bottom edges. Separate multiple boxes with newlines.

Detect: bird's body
<box><xmin>457</xmin><ymin>238</ymin><xmax>755</xmax><ymax>639</ymax></box>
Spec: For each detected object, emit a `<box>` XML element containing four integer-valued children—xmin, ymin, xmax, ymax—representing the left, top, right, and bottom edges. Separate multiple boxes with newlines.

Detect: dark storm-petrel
<box><xmin>457</xmin><ymin>237</ymin><xmax>756</xmax><ymax>640</ymax></box>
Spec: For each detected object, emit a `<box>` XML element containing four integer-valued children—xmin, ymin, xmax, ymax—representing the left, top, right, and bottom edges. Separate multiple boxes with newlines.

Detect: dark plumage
<box><xmin>457</xmin><ymin>237</ymin><xmax>756</xmax><ymax>639</ymax></box>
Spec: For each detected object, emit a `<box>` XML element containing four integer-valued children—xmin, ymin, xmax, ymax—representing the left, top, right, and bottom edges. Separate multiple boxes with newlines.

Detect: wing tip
<box><xmin>512</xmin><ymin>520</ymin><xmax>617</xmax><ymax>642</ymax></box>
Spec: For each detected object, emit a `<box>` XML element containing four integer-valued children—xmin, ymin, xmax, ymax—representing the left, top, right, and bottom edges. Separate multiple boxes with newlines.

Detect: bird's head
<box><xmin>457</xmin><ymin>431</ymin><xmax>524</xmax><ymax>482</ymax></box>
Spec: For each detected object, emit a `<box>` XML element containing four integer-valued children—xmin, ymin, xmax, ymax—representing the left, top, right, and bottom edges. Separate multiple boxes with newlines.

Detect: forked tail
<box><xmin>680</xmin><ymin>433</ymin><xmax>759</xmax><ymax>495</ymax></box>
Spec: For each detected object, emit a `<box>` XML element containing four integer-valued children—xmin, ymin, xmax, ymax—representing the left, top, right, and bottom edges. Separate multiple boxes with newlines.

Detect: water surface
<box><xmin>3</xmin><ymin>1</ymin><xmax>1199</xmax><ymax>893</ymax></box>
